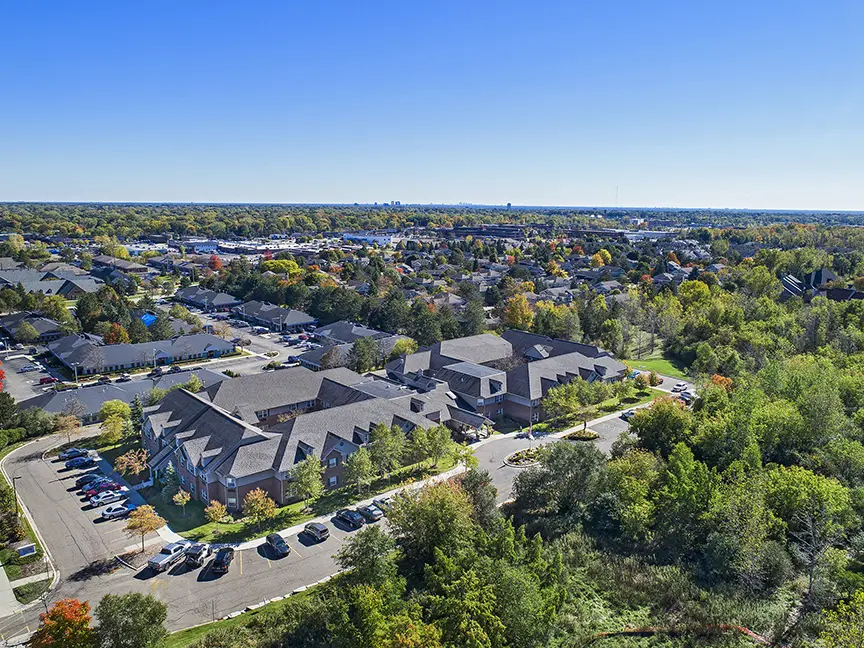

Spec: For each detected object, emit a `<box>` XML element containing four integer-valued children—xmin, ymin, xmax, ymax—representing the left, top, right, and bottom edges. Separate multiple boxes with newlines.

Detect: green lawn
<box><xmin>596</xmin><ymin>388</ymin><xmax>665</xmax><ymax>413</ymax></box>
<box><xmin>13</xmin><ymin>578</ymin><xmax>50</xmax><ymax>604</ymax></box>
<box><xmin>631</xmin><ymin>356</ymin><xmax>689</xmax><ymax>380</ymax></box>
<box><xmin>151</xmin><ymin>457</ymin><xmax>458</xmax><ymax>544</ymax></box>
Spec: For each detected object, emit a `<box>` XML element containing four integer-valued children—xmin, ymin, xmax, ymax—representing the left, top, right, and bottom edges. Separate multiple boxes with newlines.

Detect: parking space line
<box><xmin>266</xmin><ymin>558</ymin><xmax>271</xmax><ymax>568</ymax></box>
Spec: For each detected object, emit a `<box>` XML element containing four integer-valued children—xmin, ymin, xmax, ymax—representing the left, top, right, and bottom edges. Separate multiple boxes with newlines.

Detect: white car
<box><xmin>18</xmin><ymin>365</ymin><xmax>39</xmax><ymax>373</ymax></box>
<box><xmin>672</xmin><ymin>382</ymin><xmax>688</xmax><ymax>392</ymax></box>
<box><xmin>89</xmin><ymin>488</ymin><xmax>129</xmax><ymax>507</ymax></box>
<box><xmin>102</xmin><ymin>502</ymin><xmax>137</xmax><ymax>519</ymax></box>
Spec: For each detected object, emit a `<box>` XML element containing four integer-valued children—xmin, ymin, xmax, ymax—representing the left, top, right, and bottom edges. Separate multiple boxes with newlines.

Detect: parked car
<box><xmin>336</xmin><ymin>509</ymin><xmax>366</xmax><ymax>529</ymax></box>
<box><xmin>303</xmin><ymin>522</ymin><xmax>330</xmax><ymax>542</ymax></box>
<box><xmin>621</xmin><ymin>409</ymin><xmax>637</xmax><ymax>422</ymax></box>
<box><xmin>28</xmin><ymin>346</ymin><xmax>38</xmax><ymax>355</ymax></box>
<box><xmin>148</xmin><ymin>542</ymin><xmax>191</xmax><ymax>572</ymax></box>
<box><xmin>85</xmin><ymin>481</ymin><xmax>122</xmax><ymax>497</ymax></box>
<box><xmin>101</xmin><ymin>502</ymin><xmax>136</xmax><ymax>519</ymax></box>
<box><xmin>211</xmin><ymin>547</ymin><xmax>235</xmax><ymax>573</ymax></box>
<box><xmin>65</xmin><ymin>456</ymin><xmax>96</xmax><ymax>469</ymax></box>
<box><xmin>357</xmin><ymin>504</ymin><xmax>384</xmax><ymax>522</ymax></box>
<box><xmin>18</xmin><ymin>365</ymin><xmax>39</xmax><ymax>373</ymax></box>
<box><xmin>96</xmin><ymin>375</ymin><xmax>112</xmax><ymax>384</ymax></box>
<box><xmin>679</xmin><ymin>391</ymin><xmax>697</xmax><ymax>405</ymax></box>
<box><xmin>148</xmin><ymin>367</ymin><xmax>164</xmax><ymax>377</ymax></box>
<box><xmin>79</xmin><ymin>476</ymin><xmax>110</xmax><ymax>491</ymax></box>
<box><xmin>184</xmin><ymin>543</ymin><xmax>212</xmax><ymax>568</ymax></box>
<box><xmin>371</xmin><ymin>497</ymin><xmax>391</xmax><ymax>513</ymax></box>
<box><xmin>168</xmin><ymin>365</ymin><xmax>183</xmax><ymax>374</ymax></box>
<box><xmin>39</xmin><ymin>376</ymin><xmax>58</xmax><ymax>385</ymax></box>
<box><xmin>59</xmin><ymin>447</ymin><xmax>88</xmax><ymax>460</ymax></box>
<box><xmin>116</xmin><ymin>373</ymin><xmax>132</xmax><ymax>382</ymax></box>
<box><xmin>75</xmin><ymin>472</ymin><xmax>104</xmax><ymax>488</ymax></box>
<box><xmin>89</xmin><ymin>488</ymin><xmax>128</xmax><ymax>507</ymax></box>
<box><xmin>265</xmin><ymin>533</ymin><xmax>291</xmax><ymax>557</ymax></box>
<box><xmin>672</xmin><ymin>382</ymin><xmax>688</xmax><ymax>392</ymax></box>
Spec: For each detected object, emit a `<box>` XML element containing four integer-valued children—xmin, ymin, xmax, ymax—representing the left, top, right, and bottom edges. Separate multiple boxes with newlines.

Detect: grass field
<box><xmin>632</xmin><ymin>356</ymin><xmax>689</xmax><ymax>380</ymax></box>
<box><xmin>151</xmin><ymin>456</ymin><xmax>457</xmax><ymax>544</ymax></box>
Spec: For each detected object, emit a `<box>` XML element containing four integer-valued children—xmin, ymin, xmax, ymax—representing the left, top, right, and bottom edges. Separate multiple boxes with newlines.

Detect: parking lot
<box><xmin>1</xmin><ymin>352</ymin><xmax>63</xmax><ymax>403</ymax></box>
<box><xmin>0</xmin><ymin>433</ymin><xmax>383</xmax><ymax>639</ymax></box>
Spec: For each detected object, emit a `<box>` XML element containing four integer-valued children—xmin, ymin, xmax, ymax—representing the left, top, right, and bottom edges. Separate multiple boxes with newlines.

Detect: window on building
<box><xmin>226</xmin><ymin>477</ymin><xmax>236</xmax><ymax>488</ymax></box>
<box><xmin>189</xmin><ymin>484</ymin><xmax>195</xmax><ymax>494</ymax></box>
<box><xmin>328</xmin><ymin>476</ymin><xmax>338</xmax><ymax>487</ymax></box>
<box><xmin>497</xmin><ymin>408</ymin><xmax>504</xmax><ymax>415</ymax></box>
<box><xmin>227</xmin><ymin>497</ymin><xmax>236</xmax><ymax>507</ymax></box>
<box><xmin>180</xmin><ymin>475</ymin><xmax>186</xmax><ymax>485</ymax></box>
<box><xmin>328</xmin><ymin>457</ymin><xmax>337</xmax><ymax>467</ymax></box>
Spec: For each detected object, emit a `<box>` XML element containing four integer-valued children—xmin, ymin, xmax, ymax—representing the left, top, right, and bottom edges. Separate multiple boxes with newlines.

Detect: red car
<box><xmin>85</xmin><ymin>481</ymin><xmax>121</xmax><ymax>497</ymax></box>
<box><xmin>39</xmin><ymin>376</ymin><xmax>58</xmax><ymax>385</ymax></box>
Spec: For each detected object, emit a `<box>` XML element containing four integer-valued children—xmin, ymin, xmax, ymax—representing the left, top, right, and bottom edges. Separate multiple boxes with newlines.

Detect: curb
<box><xmin>0</xmin><ymin>437</ymin><xmax>61</xmax><ymax>613</ymax></box>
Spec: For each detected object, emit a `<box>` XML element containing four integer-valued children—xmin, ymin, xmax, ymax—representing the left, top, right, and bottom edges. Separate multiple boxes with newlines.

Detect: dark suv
<box><xmin>265</xmin><ymin>534</ymin><xmax>291</xmax><ymax>558</ymax></box>
<box><xmin>212</xmin><ymin>547</ymin><xmax>235</xmax><ymax>573</ymax></box>
<box><xmin>336</xmin><ymin>509</ymin><xmax>366</xmax><ymax>529</ymax></box>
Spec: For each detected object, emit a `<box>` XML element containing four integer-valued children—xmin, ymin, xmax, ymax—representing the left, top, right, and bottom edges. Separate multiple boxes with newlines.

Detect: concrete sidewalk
<box><xmin>0</xmin><ymin>560</ymin><xmax>22</xmax><ymax>616</ymax></box>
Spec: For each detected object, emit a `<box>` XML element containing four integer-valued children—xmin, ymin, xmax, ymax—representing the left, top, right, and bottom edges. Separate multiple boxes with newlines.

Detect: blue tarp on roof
<box><xmin>140</xmin><ymin>313</ymin><xmax>157</xmax><ymax>327</ymax></box>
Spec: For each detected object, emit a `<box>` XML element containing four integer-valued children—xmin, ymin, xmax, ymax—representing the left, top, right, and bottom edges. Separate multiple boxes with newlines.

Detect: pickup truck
<box><xmin>147</xmin><ymin>541</ymin><xmax>191</xmax><ymax>573</ymax></box>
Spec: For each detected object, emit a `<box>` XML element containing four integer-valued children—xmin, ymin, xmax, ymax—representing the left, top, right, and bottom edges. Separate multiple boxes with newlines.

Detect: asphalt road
<box><xmin>0</xmin><ymin>434</ymin><xmax>373</xmax><ymax>641</ymax></box>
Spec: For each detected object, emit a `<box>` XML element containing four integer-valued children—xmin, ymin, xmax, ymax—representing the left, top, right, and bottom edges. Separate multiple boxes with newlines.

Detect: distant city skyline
<box><xmin>1</xmin><ymin>1</ymin><xmax>862</xmax><ymax>210</ymax></box>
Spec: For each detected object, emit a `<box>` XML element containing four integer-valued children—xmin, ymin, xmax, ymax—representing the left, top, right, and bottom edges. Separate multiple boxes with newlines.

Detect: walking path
<box><xmin>0</xmin><ymin>560</ymin><xmax>20</xmax><ymax>615</ymax></box>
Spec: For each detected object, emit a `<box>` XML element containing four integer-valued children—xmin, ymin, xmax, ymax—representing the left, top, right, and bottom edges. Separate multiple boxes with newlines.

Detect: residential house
<box><xmin>174</xmin><ymin>286</ymin><xmax>243</xmax><ymax>312</ymax></box>
<box><xmin>0</xmin><ymin>312</ymin><xmax>65</xmax><ymax>343</ymax></box>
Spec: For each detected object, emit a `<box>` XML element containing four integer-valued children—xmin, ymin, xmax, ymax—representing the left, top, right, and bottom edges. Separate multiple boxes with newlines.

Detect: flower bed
<box><xmin>563</xmin><ymin>429</ymin><xmax>600</xmax><ymax>441</ymax></box>
<box><xmin>505</xmin><ymin>447</ymin><xmax>543</xmax><ymax>467</ymax></box>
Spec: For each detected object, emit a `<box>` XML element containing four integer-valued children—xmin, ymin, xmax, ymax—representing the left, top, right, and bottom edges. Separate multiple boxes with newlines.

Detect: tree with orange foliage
<box><xmin>103</xmin><ymin>323</ymin><xmax>130</xmax><ymax>345</ymax></box>
<box><xmin>208</xmin><ymin>254</ymin><xmax>222</xmax><ymax>271</ymax></box>
<box><xmin>0</xmin><ymin>359</ymin><xmax>6</xmax><ymax>391</ymax></box>
<box><xmin>710</xmin><ymin>374</ymin><xmax>733</xmax><ymax>391</ymax></box>
<box><xmin>30</xmin><ymin>598</ymin><xmax>94</xmax><ymax>648</ymax></box>
<box><xmin>666</xmin><ymin>251</ymin><xmax>680</xmax><ymax>264</ymax></box>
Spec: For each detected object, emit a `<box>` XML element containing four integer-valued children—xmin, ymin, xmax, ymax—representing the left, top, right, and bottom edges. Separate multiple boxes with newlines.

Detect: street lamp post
<box><xmin>72</xmin><ymin>362</ymin><xmax>78</xmax><ymax>384</ymax></box>
<box><xmin>12</xmin><ymin>475</ymin><xmax>21</xmax><ymax>518</ymax></box>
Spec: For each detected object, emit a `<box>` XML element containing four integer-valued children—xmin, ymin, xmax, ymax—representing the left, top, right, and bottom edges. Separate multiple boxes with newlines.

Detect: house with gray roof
<box><xmin>174</xmin><ymin>286</ymin><xmax>242</xmax><ymax>312</ymax></box>
<box><xmin>232</xmin><ymin>301</ymin><xmax>316</xmax><ymax>331</ymax></box>
<box><xmin>0</xmin><ymin>312</ymin><xmax>65</xmax><ymax>343</ymax></box>
<box><xmin>48</xmin><ymin>333</ymin><xmax>235</xmax><ymax>376</ymax></box>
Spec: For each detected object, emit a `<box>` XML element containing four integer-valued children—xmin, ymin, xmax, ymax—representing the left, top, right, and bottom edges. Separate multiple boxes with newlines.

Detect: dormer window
<box><xmin>226</xmin><ymin>477</ymin><xmax>236</xmax><ymax>488</ymax></box>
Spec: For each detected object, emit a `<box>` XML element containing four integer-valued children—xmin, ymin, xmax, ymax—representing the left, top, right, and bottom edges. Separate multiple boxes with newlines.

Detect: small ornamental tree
<box><xmin>30</xmin><ymin>598</ymin><xmax>94</xmax><ymax>648</ymax></box>
<box><xmin>55</xmin><ymin>414</ymin><xmax>82</xmax><ymax>444</ymax></box>
<box><xmin>173</xmin><ymin>489</ymin><xmax>191</xmax><ymax>517</ymax></box>
<box><xmin>204</xmin><ymin>499</ymin><xmax>227</xmax><ymax>524</ymax></box>
<box><xmin>125</xmin><ymin>505</ymin><xmax>166</xmax><ymax>553</ymax></box>
<box><xmin>243</xmin><ymin>488</ymin><xmax>277</xmax><ymax>530</ymax></box>
<box><xmin>648</xmin><ymin>371</ymin><xmax>662</xmax><ymax>387</ymax></box>
<box><xmin>114</xmin><ymin>448</ymin><xmax>148</xmax><ymax>478</ymax></box>
<box><xmin>633</xmin><ymin>373</ymin><xmax>650</xmax><ymax>392</ymax></box>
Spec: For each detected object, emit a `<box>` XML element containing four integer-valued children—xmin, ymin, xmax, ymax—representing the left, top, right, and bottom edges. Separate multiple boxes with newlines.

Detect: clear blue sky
<box><xmin>1</xmin><ymin>1</ymin><xmax>862</xmax><ymax>210</ymax></box>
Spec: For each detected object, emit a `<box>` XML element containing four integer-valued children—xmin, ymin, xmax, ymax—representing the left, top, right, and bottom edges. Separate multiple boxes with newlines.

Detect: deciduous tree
<box><xmin>243</xmin><ymin>487</ymin><xmax>277</xmax><ymax>530</ymax></box>
<box><xmin>204</xmin><ymin>499</ymin><xmax>227</xmax><ymax>524</ymax></box>
<box><xmin>173</xmin><ymin>489</ymin><xmax>191</xmax><ymax>517</ymax></box>
<box><xmin>125</xmin><ymin>505</ymin><xmax>165</xmax><ymax>553</ymax></box>
<box><xmin>289</xmin><ymin>455</ymin><xmax>325</xmax><ymax>509</ymax></box>
<box><xmin>30</xmin><ymin>598</ymin><xmax>94</xmax><ymax>648</ymax></box>
<box><xmin>94</xmin><ymin>593</ymin><xmax>167</xmax><ymax>648</ymax></box>
<box><xmin>344</xmin><ymin>446</ymin><xmax>374</xmax><ymax>494</ymax></box>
